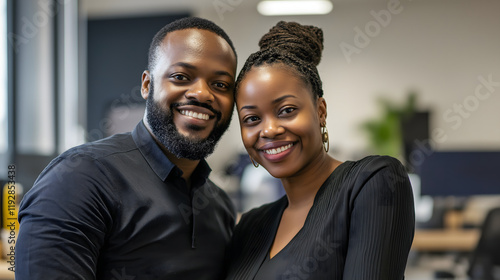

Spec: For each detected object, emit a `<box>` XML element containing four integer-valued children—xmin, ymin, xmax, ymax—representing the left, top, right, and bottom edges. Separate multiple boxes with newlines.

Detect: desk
<box><xmin>412</xmin><ymin>229</ymin><xmax>480</xmax><ymax>252</ymax></box>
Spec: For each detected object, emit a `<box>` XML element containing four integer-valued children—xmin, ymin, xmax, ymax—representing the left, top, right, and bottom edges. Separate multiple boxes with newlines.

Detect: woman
<box><xmin>225</xmin><ymin>21</ymin><xmax>415</xmax><ymax>279</ymax></box>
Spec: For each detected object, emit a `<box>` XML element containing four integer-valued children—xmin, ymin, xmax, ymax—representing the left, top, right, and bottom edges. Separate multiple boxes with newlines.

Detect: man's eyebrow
<box><xmin>171</xmin><ymin>62</ymin><xmax>196</xmax><ymax>69</ymax></box>
<box><xmin>214</xmin><ymin>70</ymin><xmax>234</xmax><ymax>80</ymax></box>
<box><xmin>170</xmin><ymin>62</ymin><xmax>234</xmax><ymax>79</ymax></box>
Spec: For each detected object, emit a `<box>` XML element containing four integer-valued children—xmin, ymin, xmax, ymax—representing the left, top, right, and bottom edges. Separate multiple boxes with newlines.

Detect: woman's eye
<box><xmin>243</xmin><ymin>116</ymin><xmax>260</xmax><ymax>124</ymax></box>
<box><xmin>280</xmin><ymin>107</ymin><xmax>296</xmax><ymax>115</ymax></box>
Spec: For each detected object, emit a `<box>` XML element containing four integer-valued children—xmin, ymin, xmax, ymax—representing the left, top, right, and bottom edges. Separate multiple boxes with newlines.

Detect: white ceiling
<box><xmin>82</xmin><ymin>0</ymin><xmax>383</xmax><ymax>19</ymax></box>
<box><xmin>83</xmin><ymin>0</ymin><xmax>254</xmax><ymax>18</ymax></box>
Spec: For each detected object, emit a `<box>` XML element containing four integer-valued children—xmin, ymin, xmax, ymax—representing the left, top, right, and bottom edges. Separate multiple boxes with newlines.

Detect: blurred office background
<box><xmin>1</xmin><ymin>0</ymin><xmax>500</xmax><ymax>279</ymax></box>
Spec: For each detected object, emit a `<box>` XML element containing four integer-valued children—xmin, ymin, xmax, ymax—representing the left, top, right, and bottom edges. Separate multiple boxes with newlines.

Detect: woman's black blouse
<box><xmin>225</xmin><ymin>156</ymin><xmax>415</xmax><ymax>280</ymax></box>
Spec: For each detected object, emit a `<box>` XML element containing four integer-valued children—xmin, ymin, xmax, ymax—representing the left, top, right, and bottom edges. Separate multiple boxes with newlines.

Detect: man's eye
<box><xmin>214</xmin><ymin>82</ymin><xmax>229</xmax><ymax>89</ymax></box>
<box><xmin>172</xmin><ymin>74</ymin><xmax>188</xmax><ymax>81</ymax></box>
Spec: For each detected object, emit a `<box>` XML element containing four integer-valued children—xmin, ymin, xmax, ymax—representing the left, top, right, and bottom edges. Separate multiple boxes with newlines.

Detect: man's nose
<box><xmin>186</xmin><ymin>80</ymin><xmax>214</xmax><ymax>104</ymax></box>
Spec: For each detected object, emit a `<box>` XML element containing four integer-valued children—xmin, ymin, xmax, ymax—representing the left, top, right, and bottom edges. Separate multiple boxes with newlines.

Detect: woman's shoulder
<box><xmin>354</xmin><ymin>155</ymin><xmax>404</xmax><ymax>170</ymax></box>
<box><xmin>236</xmin><ymin>196</ymin><xmax>287</xmax><ymax>229</ymax></box>
<box><xmin>347</xmin><ymin>155</ymin><xmax>406</xmax><ymax>178</ymax></box>
<box><xmin>343</xmin><ymin>155</ymin><xmax>410</xmax><ymax>191</ymax></box>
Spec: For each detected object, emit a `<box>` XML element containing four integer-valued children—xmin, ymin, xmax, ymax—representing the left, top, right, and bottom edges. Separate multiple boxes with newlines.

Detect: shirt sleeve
<box><xmin>15</xmin><ymin>154</ymin><xmax>116</xmax><ymax>280</ymax></box>
<box><xmin>343</xmin><ymin>156</ymin><xmax>415</xmax><ymax>280</ymax></box>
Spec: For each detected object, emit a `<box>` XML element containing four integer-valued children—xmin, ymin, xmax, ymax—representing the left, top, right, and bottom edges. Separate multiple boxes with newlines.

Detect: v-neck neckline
<box><xmin>266</xmin><ymin>161</ymin><xmax>349</xmax><ymax>260</ymax></box>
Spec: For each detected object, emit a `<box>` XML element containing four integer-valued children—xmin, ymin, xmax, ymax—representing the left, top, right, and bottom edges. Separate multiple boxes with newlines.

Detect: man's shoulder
<box><xmin>36</xmin><ymin>132</ymin><xmax>138</xmax><ymax>182</ymax></box>
<box><xmin>21</xmin><ymin>134</ymin><xmax>136</xmax><ymax>212</ymax></box>
<box><xmin>60</xmin><ymin>132</ymin><xmax>136</xmax><ymax>161</ymax></box>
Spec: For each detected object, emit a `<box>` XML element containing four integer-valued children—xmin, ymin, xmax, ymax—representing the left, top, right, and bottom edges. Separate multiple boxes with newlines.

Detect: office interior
<box><xmin>1</xmin><ymin>0</ymin><xmax>500</xmax><ymax>279</ymax></box>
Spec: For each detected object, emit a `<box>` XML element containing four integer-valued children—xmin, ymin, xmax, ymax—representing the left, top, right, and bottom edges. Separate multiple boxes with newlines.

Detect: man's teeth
<box><xmin>264</xmin><ymin>144</ymin><xmax>293</xmax><ymax>155</ymax></box>
<box><xmin>180</xmin><ymin>110</ymin><xmax>209</xmax><ymax>120</ymax></box>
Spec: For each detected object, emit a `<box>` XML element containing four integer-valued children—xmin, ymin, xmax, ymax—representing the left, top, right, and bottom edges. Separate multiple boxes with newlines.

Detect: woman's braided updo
<box><xmin>235</xmin><ymin>21</ymin><xmax>324</xmax><ymax>99</ymax></box>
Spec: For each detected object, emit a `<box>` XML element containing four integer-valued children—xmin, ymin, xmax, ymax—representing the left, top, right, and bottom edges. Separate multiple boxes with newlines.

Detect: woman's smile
<box><xmin>260</xmin><ymin>142</ymin><xmax>296</xmax><ymax>162</ymax></box>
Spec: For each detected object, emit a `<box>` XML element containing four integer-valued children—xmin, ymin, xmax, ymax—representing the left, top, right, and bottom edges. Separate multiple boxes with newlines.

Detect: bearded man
<box><xmin>16</xmin><ymin>17</ymin><xmax>237</xmax><ymax>280</ymax></box>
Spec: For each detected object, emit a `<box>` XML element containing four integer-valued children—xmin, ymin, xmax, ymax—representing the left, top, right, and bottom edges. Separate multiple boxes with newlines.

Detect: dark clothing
<box><xmin>226</xmin><ymin>156</ymin><xmax>415</xmax><ymax>280</ymax></box>
<box><xmin>16</xmin><ymin>121</ymin><xmax>236</xmax><ymax>280</ymax></box>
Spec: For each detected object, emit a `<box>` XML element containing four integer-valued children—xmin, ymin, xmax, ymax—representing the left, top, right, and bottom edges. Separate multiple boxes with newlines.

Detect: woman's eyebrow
<box><xmin>239</xmin><ymin>95</ymin><xmax>297</xmax><ymax>112</ymax></box>
<box><xmin>272</xmin><ymin>95</ymin><xmax>296</xmax><ymax>104</ymax></box>
<box><xmin>239</xmin><ymin>105</ymin><xmax>256</xmax><ymax>112</ymax></box>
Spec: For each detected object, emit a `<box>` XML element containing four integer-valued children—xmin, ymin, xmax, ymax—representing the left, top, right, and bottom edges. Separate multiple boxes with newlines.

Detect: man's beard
<box><xmin>145</xmin><ymin>83</ymin><xmax>232</xmax><ymax>160</ymax></box>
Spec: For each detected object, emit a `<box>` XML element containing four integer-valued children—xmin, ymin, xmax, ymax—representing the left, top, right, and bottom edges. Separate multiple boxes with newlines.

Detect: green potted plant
<box><xmin>360</xmin><ymin>92</ymin><xmax>418</xmax><ymax>160</ymax></box>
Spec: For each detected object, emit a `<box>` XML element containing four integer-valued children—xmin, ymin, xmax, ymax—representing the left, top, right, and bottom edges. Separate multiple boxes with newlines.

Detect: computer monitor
<box><xmin>418</xmin><ymin>151</ymin><xmax>500</xmax><ymax>196</ymax></box>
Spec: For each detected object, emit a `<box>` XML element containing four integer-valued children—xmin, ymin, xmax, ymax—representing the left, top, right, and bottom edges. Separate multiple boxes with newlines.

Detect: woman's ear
<box><xmin>141</xmin><ymin>70</ymin><xmax>151</xmax><ymax>100</ymax></box>
<box><xmin>317</xmin><ymin>97</ymin><xmax>327</xmax><ymax>124</ymax></box>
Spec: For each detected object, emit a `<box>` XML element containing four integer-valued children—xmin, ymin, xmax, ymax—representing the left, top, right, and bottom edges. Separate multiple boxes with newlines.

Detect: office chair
<box><xmin>468</xmin><ymin>207</ymin><xmax>500</xmax><ymax>280</ymax></box>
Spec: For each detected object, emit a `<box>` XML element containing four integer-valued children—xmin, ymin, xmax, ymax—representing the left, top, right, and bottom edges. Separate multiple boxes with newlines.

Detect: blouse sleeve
<box><xmin>343</xmin><ymin>156</ymin><xmax>415</xmax><ymax>280</ymax></box>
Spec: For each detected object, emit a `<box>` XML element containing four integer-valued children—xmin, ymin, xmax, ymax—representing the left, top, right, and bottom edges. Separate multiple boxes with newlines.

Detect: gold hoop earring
<box><xmin>249</xmin><ymin>156</ymin><xmax>259</xmax><ymax>168</ymax></box>
<box><xmin>321</xmin><ymin>124</ymin><xmax>329</xmax><ymax>153</ymax></box>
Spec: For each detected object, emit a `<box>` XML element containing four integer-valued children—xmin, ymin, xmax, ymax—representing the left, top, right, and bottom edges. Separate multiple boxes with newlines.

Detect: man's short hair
<box><xmin>148</xmin><ymin>17</ymin><xmax>237</xmax><ymax>73</ymax></box>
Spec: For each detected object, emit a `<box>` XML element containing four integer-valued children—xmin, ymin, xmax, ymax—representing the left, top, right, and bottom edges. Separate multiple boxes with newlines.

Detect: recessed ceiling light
<box><xmin>257</xmin><ymin>0</ymin><xmax>333</xmax><ymax>16</ymax></box>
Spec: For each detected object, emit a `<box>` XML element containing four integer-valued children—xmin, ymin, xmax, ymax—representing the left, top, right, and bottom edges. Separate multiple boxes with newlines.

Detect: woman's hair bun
<box><xmin>258</xmin><ymin>21</ymin><xmax>324</xmax><ymax>66</ymax></box>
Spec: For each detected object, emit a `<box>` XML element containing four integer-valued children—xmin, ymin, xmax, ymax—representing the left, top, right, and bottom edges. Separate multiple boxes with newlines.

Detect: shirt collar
<box><xmin>132</xmin><ymin>121</ymin><xmax>211</xmax><ymax>182</ymax></box>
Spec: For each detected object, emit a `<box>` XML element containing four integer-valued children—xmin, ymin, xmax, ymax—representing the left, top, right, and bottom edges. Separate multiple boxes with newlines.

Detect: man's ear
<box><xmin>317</xmin><ymin>97</ymin><xmax>327</xmax><ymax>125</ymax></box>
<box><xmin>141</xmin><ymin>70</ymin><xmax>151</xmax><ymax>100</ymax></box>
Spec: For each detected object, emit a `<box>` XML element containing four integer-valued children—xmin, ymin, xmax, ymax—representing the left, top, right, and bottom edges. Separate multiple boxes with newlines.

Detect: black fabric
<box><xmin>254</xmin><ymin>251</ymin><xmax>286</xmax><ymax>280</ymax></box>
<box><xmin>225</xmin><ymin>156</ymin><xmax>415</xmax><ymax>280</ymax></box>
<box><xmin>468</xmin><ymin>207</ymin><xmax>500</xmax><ymax>279</ymax></box>
<box><xmin>16</xmin><ymin>121</ymin><xmax>236</xmax><ymax>280</ymax></box>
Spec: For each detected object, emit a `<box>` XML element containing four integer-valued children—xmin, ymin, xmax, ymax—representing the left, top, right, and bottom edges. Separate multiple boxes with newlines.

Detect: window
<box><xmin>0</xmin><ymin>0</ymin><xmax>8</xmax><ymax>177</ymax></box>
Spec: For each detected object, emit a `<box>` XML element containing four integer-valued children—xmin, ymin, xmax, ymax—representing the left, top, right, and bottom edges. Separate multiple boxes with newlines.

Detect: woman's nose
<box><xmin>260</xmin><ymin>119</ymin><xmax>285</xmax><ymax>138</ymax></box>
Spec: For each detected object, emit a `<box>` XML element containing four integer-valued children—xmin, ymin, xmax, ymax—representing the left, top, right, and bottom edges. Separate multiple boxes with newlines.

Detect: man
<box><xmin>16</xmin><ymin>17</ymin><xmax>237</xmax><ymax>279</ymax></box>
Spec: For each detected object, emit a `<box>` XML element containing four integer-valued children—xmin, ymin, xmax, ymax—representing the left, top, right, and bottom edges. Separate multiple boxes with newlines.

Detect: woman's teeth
<box><xmin>264</xmin><ymin>143</ymin><xmax>293</xmax><ymax>155</ymax></box>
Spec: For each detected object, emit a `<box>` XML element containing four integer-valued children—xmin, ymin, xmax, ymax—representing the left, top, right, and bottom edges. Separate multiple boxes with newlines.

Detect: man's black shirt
<box><xmin>16</xmin><ymin>121</ymin><xmax>236</xmax><ymax>279</ymax></box>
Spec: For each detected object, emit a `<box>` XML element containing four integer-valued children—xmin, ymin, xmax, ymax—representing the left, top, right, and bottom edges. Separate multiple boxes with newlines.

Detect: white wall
<box><xmin>196</xmin><ymin>0</ymin><xmax>500</xmax><ymax>174</ymax></box>
<box><xmin>84</xmin><ymin>0</ymin><xmax>500</xmax><ymax>179</ymax></box>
